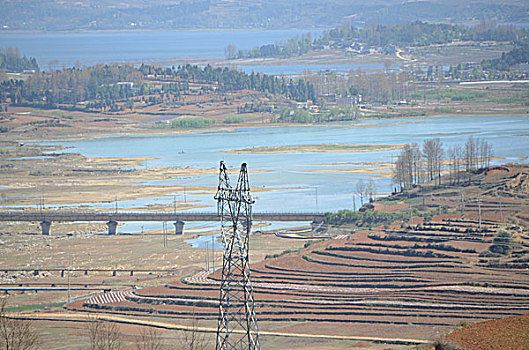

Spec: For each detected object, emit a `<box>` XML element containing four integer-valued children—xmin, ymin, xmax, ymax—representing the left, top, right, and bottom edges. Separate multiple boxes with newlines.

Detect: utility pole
<box><xmin>212</xmin><ymin>234</ymin><xmax>215</xmax><ymax>270</ymax></box>
<box><xmin>461</xmin><ymin>193</ymin><xmax>465</xmax><ymax>216</ymax></box>
<box><xmin>315</xmin><ymin>187</ymin><xmax>318</xmax><ymax>211</ymax></box>
<box><xmin>478</xmin><ymin>198</ymin><xmax>482</xmax><ymax>230</ymax></box>
<box><xmin>67</xmin><ymin>267</ymin><xmax>71</xmax><ymax>304</ymax></box>
<box><xmin>163</xmin><ymin>222</ymin><xmax>167</xmax><ymax>248</ymax></box>
<box><xmin>409</xmin><ymin>192</ymin><xmax>413</xmax><ymax>226</ymax></box>
<box><xmin>498</xmin><ymin>194</ymin><xmax>503</xmax><ymax>222</ymax></box>
<box><xmin>205</xmin><ymin>241</ymin><xmax>209</xmax><ymax>271</ymax></box>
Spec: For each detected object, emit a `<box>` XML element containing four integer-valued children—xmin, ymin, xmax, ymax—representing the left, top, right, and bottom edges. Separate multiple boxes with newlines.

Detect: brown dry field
<box><xmin>1</xmin><ymin>91</ymin><xmax>528</xmax><ymax>349</ymax></box>
<box><xmin>1</xmin><ymin>163</ymin><xmax>529</xmax><ymax>349</ymax></box>
<box><xmin>5</xmin><ymin>165</ymin><xmax>521</xmax><ymax>349</ymax></box>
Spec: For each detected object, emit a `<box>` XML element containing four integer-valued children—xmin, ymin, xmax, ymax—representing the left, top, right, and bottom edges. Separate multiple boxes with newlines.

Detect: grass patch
<box><xmin>434</xmin><ymin>107</ymin><xmax>456</xmax><ymax>113</ymax></box>
<box><xmin>224</xmin><ymin>115</ymin><xmax>244</xmax><ymax>124</ymax></box>
<box><xmin>164</xmin><ymin>117</ymin><xmax>215</xmax><ymax>129</ymax></box>
<box><xmin>5</xmin><ymin>301</ymin><xmax>66</xmax><ymax>313</ymax></box>
<box><xmin>412</xmin><ymin>88</ymin><xmax>487</xmax><ymax>101</ymax></box>
<box><xmin>490</xmin><ymin>91</ymin><xmax>529</xmax><ymax>105</ymax></box>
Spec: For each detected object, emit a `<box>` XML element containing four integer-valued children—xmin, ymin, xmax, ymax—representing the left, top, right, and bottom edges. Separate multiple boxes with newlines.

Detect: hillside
<box><xmin>66</xmin><ymin>164</ymin><xmax>529</xmax><ymax>348</ymax></box>
<box><xmin>443</xmin><ymin>313</ymin><xmax>529</xmax><ymax>349</ymax></box>
<box><xmin>1</xmin><ymin>0</ymin><xmax>528</xmax><ymax>31</ymax></box>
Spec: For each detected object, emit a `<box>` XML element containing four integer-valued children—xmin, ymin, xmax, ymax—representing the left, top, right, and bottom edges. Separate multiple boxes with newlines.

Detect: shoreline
<box><xmin>5</xmin><ymin>111</ymin><xmax>528</xmax><ymax>143</ymax></box>
<box><xmin>0</xmin><ymin>28</ymin><xmax>325</xmax><ymax>35</ymax></box>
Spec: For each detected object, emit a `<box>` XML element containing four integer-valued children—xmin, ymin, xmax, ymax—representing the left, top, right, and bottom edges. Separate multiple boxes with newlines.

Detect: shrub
<box><xmin>488</xmin><ymin>230</ymin><xmax>514</xmax><ymax>256</ymax></box>
<box><xmin>224</xmin><ymin>115</ymin><xmax>244</xmax><ymax>124</ymax></box>
<box><xmin>170</xmin><ymin>117</ymin><xmax>215</xmax><ymax>129</ymax></box>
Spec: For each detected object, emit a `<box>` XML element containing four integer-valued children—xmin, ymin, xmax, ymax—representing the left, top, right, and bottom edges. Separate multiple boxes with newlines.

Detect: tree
<box><xmin>478</xmin><ymin>138</ymin><xmax>493</xmax><ymax>168</ymax></box>
<box><xmin>180</xmin><ymin>316</ymin><xmax>208</xmax><ymax>350</ymax></box>
<box><xmin>447</xmin><ymin>144</ymin><xmax>463</xmax><ymax>185</ymax></box>
<box><xmin>0</xmin><ymin>297</ymin><xmax>39</xmax><ymax>350</ymax></box>
<box><xmin>367</xmin><ymin>179</ymin><xmax>375</xmax><ymax>202</ymax></box>
<box><xmin>356</xmin><ymin>180</ymin><xmax>367</xmax><ymax>205</ymax></box>
<box><xmin>135</xmin><ymin>327</ymin><xmax>165</xmax><ymax>350</ymax></box>
<box><xmin>422</xmin><ymin>138</ymin><xmax>444</xmax><ymax>185</ymax></box>
<box><xmin>393</xmin><ymin>144</ymin><xmax>422</xmax><ymax>191</ymax></box>
<box><xmin>464</xmin><ymin>136</ymin><xmax>493</xmax><ymax>182</ymax></box>
<box><xmin>464</xmin><ymin>136</ymin><xmax>478</xmax><ymax>183</ymax></box>
<box><xmin>224</xmin><ymin>44</ymin><xmax>238</xmax><ymax>59</ymax></box>
<box><xmin>87</xmin><ymin>314</ymin><xmax>122</xmax><ymax>350</ymax></box>
<box><xmin>488</xmin><ymin>230</ymin><xmax>514</xmax><ymax>256</ymax></box>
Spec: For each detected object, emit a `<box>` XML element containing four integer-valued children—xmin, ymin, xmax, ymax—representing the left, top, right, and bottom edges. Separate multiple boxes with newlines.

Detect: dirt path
<box><xmin>8</xmin><ymin>312</ymin><xmax>430</xmax><ymax>345</ymax></box>
<box><xmin>396</xmin><ymin>48</ymin><xmax>417</xmax><ymax>62</ymax></box>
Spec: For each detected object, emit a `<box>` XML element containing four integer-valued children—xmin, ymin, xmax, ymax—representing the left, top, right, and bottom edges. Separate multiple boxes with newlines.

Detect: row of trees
<box><xmin>225</xmin><ymin>33</ymin><xmax>313</xmax><ymax>59</ymax></box>
<box><xmin>393</xmin><ymin>136</ymin><xmax>493</xmax><ymax>191</ymax></box>
<box><xmin>317</xmin><ymin>21</ymin><xmax>528</xmax><ymax>49</ymax></box>
<box><xmin>0</xmin><ymin>47</ymin><xmax>39</xmax><ymax>73</ymax></box>
<box><xmin>174</xmin><ymin>64</ymin><xmax>315</xmax><ymax>101</ymax></box>
<box><xmin>0</xmin><ymin>62</ymin><xmax>316</xmax><ymax>110</ymax></box>
<box><xmin>301</xmin><ymin>69</ymin><xmax>413</xmax><ymax>105</ymax></box>
<box><xmin>481</xmin><ymin>45</ymin><xmax>529</xmax><ymax>72</ymax></box>
<box><xmin>0</xmin><ymin>64</ymin><xmax>142</xmax><ymax>108</ymax></box>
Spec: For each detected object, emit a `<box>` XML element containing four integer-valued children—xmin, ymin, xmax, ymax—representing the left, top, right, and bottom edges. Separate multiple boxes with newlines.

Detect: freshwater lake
<box><xmin>34</xmin><ymin>115</ymin><xmax>529</xmax><ymax>234</ymax></box>
<box><xmin>0</xmin><ymin>30</ymin><xmax>312</xmax><ymax>68</ymax></box>
<box><xmin>0</xmin><ymin>30</ymin><xmax>389</xmax><ymax>74</ymax></box>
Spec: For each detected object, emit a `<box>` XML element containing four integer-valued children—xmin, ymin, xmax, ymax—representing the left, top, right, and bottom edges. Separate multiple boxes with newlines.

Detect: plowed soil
<box><xmin>444</xmin><ymin>314</ymin><xmax>529</xmax><ymax>350</ymax></box>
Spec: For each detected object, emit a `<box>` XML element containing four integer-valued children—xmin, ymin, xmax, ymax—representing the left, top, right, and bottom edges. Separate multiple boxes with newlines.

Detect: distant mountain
<box><xmin>0</xmin><ymin>0</ymin><xmax>527</xmax><ymax>31</ymax></box>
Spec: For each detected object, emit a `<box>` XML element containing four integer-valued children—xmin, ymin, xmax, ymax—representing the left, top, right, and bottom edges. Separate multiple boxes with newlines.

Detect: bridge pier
<box><xmin>107</xmin><ymin>220</ymin><xmax>118</xmax><ymax>235</ymax></box>
<box><xmin>40</xmin><ymin>220</ymin><xmax>51</xmax><ymax>235</ymax></box>
<box><xmin>174</xmin><ymin>220</ymin><xmax>184</xmax><ymax>235</ymax></box>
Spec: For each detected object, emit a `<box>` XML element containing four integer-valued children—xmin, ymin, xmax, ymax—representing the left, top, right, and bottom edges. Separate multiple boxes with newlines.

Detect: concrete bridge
<box><xmin>0</xmin><ymin>211</ymin><xmax>325</xmax><ymax>235</ymax></box>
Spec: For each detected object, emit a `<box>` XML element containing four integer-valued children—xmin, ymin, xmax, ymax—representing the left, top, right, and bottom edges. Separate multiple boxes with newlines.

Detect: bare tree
<box><xmin>0</xmin><ymin>297</ymin><xmax>39</xmax><ymax>350</ymax></box>
<box><xmin>135</xmin><ymin>327</ymin><xmax>165</xmax><ymax>350</ymax></box>
<box><xmin>464</xmin><ymin>136</ymin><xmax>478</xmax><ymax>183</ymax></box>
<box><xmin>393</xmin><ymin>154</ymin><xmax>405</xmax><ymax>192</ymax></box>
<box><xmin>180</xmin><ymin>316</ymin><xmax>208</xmax><ymax>350</ymax></box>
<box><xmin>464</xmin><ymin>136</ymin><xmax>493</xmax><ymax>182</ymax></box>
<box><xmin>356</xmin><ymin>180</ymin><xmax>367</xmax><ymax>205</ymax></box>
<box><xmin>478</xmin><ymin>138</ymin><xmax>493</xmax><ymax>168</ymax></box>
<box><xmin>422</xmin><ymin>138</ymin><xmax>444</xmax><ymax>185</ymax></box>
<box><xmin>393</xmin><ymin>144</ymin><xmax>422</xmax><ymax>190</ymax></box>
<box><xmin>87</xmin><ymin>314</ymin><xmax>122</xmax><ymax>350</ymax></box>
<box><xmin>367</xmin><ymin>179</ymin><xmax>375</xmax><ymax>202</ymax></box>
<box><xmin>448</xmin><ymin>144</ymin><xmax>463</xmax><ymax>185</ymax></box>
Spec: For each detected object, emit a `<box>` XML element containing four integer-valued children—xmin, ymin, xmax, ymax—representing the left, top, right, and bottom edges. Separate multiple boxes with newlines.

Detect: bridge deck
<box><xmin>0</xmin><ymin>212</ymin><xmax>325</xmax><ymax>222</ymax></box>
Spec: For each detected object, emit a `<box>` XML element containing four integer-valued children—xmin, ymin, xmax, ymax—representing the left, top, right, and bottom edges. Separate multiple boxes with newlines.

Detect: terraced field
<box><xmin>69</xmin><ymin>165</ymin><xmax>529</xmax><ymax>346</ymax></box>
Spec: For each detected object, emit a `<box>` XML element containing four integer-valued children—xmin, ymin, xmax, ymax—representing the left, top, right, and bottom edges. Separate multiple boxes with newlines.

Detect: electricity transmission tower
<box><xmin>214</xmin><ymin>161</ymin><xmax>260</xmax><ymax>350</ymax></box>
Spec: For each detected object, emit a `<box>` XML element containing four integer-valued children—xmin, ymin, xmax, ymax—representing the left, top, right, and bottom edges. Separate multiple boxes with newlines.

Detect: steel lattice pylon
<box><xmin>214</xmin><ymin>161</ymin><xmax>260</xmax><ymax>350</ymax></box>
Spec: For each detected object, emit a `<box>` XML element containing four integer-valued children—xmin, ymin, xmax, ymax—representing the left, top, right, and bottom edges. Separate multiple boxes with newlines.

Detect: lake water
<box><xmin>37</xmin><ymin>115</ymin><xmax>529</xmax><ymax>229</ymax></box>
<box><xmin>0</xmin><ymin>30</ymin><xmax>319</xmax><ymax>69</ymax></box>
